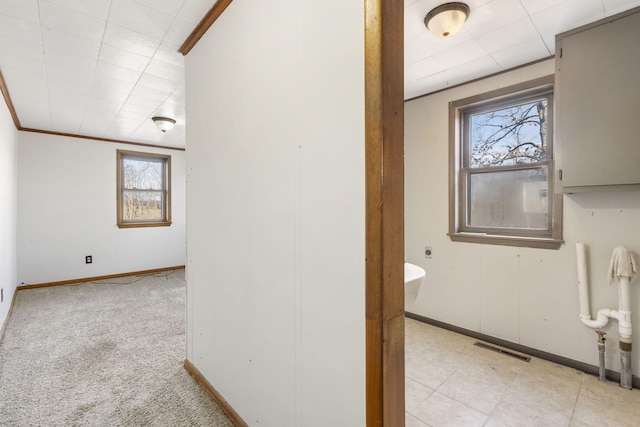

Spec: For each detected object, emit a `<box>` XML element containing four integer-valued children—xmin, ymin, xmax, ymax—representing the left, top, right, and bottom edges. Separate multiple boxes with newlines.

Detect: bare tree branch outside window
<box><xmin>461</xmin><ymin>95</ymin><xmax>552</xmax><ymax>232</ymax></box>
<box><xmin>469</xmin><ymin>99</ymin><xmax>547</xmax><ymax>168</ymax></box>
<box><xmin>117</xmin><ymin>150</ymin><xmax>170</xmax><ymax>227</ymax></box>
<box><xmin>122</xmin><ymin>158</ymin><xmax>165</xmax><ymax>221</ymax></box>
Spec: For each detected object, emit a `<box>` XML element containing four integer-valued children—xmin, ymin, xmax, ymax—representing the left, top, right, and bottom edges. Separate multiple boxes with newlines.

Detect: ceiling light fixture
<box><xmin>152</xmin><ymin>116</ymin><xmax>176</xmax><ymax>132</ymax></box>
<box><xmin>424</xmin><ymin>2</ymin><xmax>470</xmax><ymax>39</ymax></box>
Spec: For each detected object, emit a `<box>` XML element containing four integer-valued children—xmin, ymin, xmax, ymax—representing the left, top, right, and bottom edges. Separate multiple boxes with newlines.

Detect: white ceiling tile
<box><xmin>1</xmin><ymin>78</ymin><xmax>47</xmax><ymax>111</ymax></box>
<box><xmin>43</xmin><ymin>46</ymin><xmax>97</xmax><ymax>73</ymax></box>
<box><xmin>530</xmin><ymin>0</ymin><xmax>605</xmax><ymax>37</ymax></box>
<box><xmin>11</xmin><ymin>95</ymin><xmax>51</xmax><ymax>128</ymax></box>
<box><xmin>110</xmin><ymin>0</ymin><xmax>174</xmax><ymax>40</ymax></box>
<box><xmin>84</xmin><ymin>98</ymin><xmax>123</xmax><ymax>116</ymax></box>
<box><xmin>89</xmin><ymin>88</ymin><xmax>130</xmax><ymax>105</ymax></box>
<box><xmin>103</xmin><ymin>23</ymin><xmax>161</xmax><ymax>57</ymax></box>
<box><xmin>519</xmin><ymin>0</ymin><xmax>569</xmax><ymax>15</ymax></box>
<box><xmin>429</xmin><ymin>39</ymin><xmax>489</xmax><ymax>71</ymax></box>
<box><xmin>177</xmin><ymin>0</ymin><xmax>217</xmax><ymax>25</ymax></box>
<box><xmin>98</xmin><ymin>44</ymin><xmax>152</xmax><ymax>72</ymax></box>
<box><xmin>49</xmin><ymin>97</ymin><xmax>85</xmax><ymax>131</ymax></box>
<box><xmin>46</xmin><ymin>64</ymin><xmax>94</xmax><ymax>85</ymax></box>
<box><xmin>104</xmin><ymin>123</ymin><xmax>138</xmax><ymax>140</ymax></box>
<box><xmin>603</xmin><ymin>0</ymin><xmax>640</xmax><ymax>14</ymax></box>
<box><xmin>0</xmin><ymin>35</ymin><xmax>42</xmax><ymax>61</ymax></box>
<box><xmin>464</xmin><ymin>0</ymin><xmax>529</xmax><ymax>37</ymax></box>
<box><xmin>144</xmin><ymin>58</ymin><xmax>183</xmax><ymax>81</ymax></box>
<box><xmin>0</xmin><ymin>14</ymin><xmax>42</xmax><ymax>44</ymax></box>
<box><xmin>491</xmin><ymin>37</ymin><xmax>552</xmax><ymax>69</ymax></box>
<box><xmin>94</xmin><ymin>60</ymin><xmax>144</xmax><ymax>83</ymax></box>
<box><xmin>133</xmin><ymin>0</ymin><xmax>187</xmax><ymax>17</ymax></box>
<box><xmin>162</xmin><ymin>17</ymin><xmax>198</xmax><ymax>45</ymax></box>
<box><xmin>0</xmin><ymin>52</ymin><xmax>45</xmax><ymax>76</ymax></box>
<box><xmin>116</xmin><ymin>106</ymin><xmax>153</xmax><ymax>119</ymax></box>
<box><xmin>129</xmin><ymin>84</ymin><xmax>172</xmax><ymax>102</ymax></box>
<box><xmin>137</xmin><ymin>73</ymin><xmax>180</xmax><ymax>92</ymax></box>
<box><xmin>42</xmin><ymin>28</ymin><xmax>101</xmax><ymax>59</ymax></box>
<box><xmin>89</xmin><ymin>77</ymin><xmax>136</xmax><ymax>96</ymax></box>
<box><xmin>0</xmin><ymin>0</ymin><xmax>39</xmax><ymax>23</ymax></box>
<box><xmin>477</xmin><ymin>18</ymin><xmax>543</xmax><ymax>54</ymax></box>
<box><xmin>152</xmin><ymin>41</ymin><xmax>183</xmax><ymax>67</ymax></box>
<box><xmin>79</xmin><ymin>114</ymin><xmax>114</xmax><ymax>135</ymax></box>
<box><xmin>39</xmin><ymin>0</ymin><xmax>107</xmax><ymax>42</ymax></box>
<box><xmin>404</xmin><ymin>0</ymin><xmax>440</xmax><ymax>41</ymax></box>
<box><xmin>437</xmin><ymin>55</ymin><xmax>502</xmax><ymax>89</ymax></box>
<box><xmin>405</xmin><ymin>31</ymin><xmax>473</xmax><ymax>65</ymax></box>
<box><xmin>48</xmin><ymin>80</ymin><xmax>91</xmax><ymax>98</ymax></box>
<box><xmin>45</xmin><ymin>0</ymin><xmax>112</xmax><ymax>20</ymax></box>
<box><xmin>163</xmin><ymin>89</ymin><xmax>185</xmax><ymax>106</ymax></box>
<box><xmin>125</xmin><ymin>93</ymin><xmax>163</xmax><ymax>109</ymax></box>
<box><xmin>405</xmin><ymin>57</ymin><xmax>448</xmax><ymax>83</ymax></box>
<box><xmin>131</xmin><ymin>124</ymin><xmax>163</xmax><ymax>139</ymax></box>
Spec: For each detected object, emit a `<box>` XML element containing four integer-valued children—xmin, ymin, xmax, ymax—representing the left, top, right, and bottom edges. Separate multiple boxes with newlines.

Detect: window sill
<box><xmin>118</xmin><ymin>221</ymin><xmax>172</xmax><ymax>229</ymax></box>
<box><xmin>449</xmin><ymin>232</ymin><xmax>563</xmax><ymax>250</ymax></box>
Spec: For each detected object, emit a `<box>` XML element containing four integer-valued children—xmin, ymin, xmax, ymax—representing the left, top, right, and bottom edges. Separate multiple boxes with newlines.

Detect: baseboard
<box><xmin>183</xmin><ymin>359</ymin><xmax>248</xmax><ymax>427</ymax></box>
<box><xmin>17</xmin><ymin>266</ymin><xmax>185</xmax><ymax>290</ymax></box>
<box><xmin>0</xmin><ymin>286</ymin><xmax>18</xmax><ymax>345</ymax></box>
<box><xmin>406</xmin><ymin>312</ymin><xmax>640</xmax><ymax>389</ymax></box>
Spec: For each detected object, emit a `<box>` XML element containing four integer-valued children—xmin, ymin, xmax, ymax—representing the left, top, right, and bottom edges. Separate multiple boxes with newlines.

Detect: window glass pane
<box><xmin>123</xmin><ymin>158</ymin><xmax>163</xmax><ymax>190</ymax></box>
<box><xmin>469</xmin><ymin>99</ymin><xmax>548</xmax><ymax>168</ymax></box>
<box><xmin>122</xmin><ymin>190</ymin><xmax>164</xmax><ymax>221</ymax></box>
<box><xmin>468</xmin><ymin>167</ymin><xmax>548</xmax><ymax>230</ymax></box>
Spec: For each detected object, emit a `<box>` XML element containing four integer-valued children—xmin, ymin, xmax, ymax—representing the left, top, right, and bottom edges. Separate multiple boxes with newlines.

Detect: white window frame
<box><xmin>448</xmin><ymin>76</ymin><xmax>562</xmax><ymax>249</ymax></box>
<box><xmin>117</xmin><ymin>150</ymin><xmax>172</xmax><ymax>228</ymax></box>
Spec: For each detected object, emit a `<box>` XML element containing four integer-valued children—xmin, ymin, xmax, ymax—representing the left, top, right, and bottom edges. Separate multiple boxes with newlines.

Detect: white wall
<box><xmin>185</xmin><ymin>1</ymin><xmax>365</xmax><ymax>426</ymax></box>
<box><xmin>0</xmin><ymin>96</ymin><xmax>18</xmax><ymax>330</ymax></box>
<box><xmin>405</xmin><ymin>58</ymin><xmax>640</xmax><ymax>376</ymax></box>
<box><xmin>17</xmin><ymin>132</ymin><xmax>186</xmax><ymax>285</ymax></box>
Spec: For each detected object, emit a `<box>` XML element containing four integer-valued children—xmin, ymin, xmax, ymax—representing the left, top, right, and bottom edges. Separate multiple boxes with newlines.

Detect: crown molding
<box><xmin>179</xmin><ymin>0</ymin><xmax>234</xmax><ymax>55</ymax></box>
<box><xmin>1</xmin><ymin>68</ymin><xmax>184</xmax><ymax>151</ymax></box>
<box><xmin>0</xmin><ymin>68</ymin><xmax>22</xmax><ymax>129</ymax></box>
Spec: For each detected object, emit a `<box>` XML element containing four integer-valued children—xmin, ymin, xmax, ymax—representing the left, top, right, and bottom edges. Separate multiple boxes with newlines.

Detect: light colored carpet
<box><xmin>0</xmin><ymin>270</ymin><xmax>233</xmax><ymax>427</ymax></box>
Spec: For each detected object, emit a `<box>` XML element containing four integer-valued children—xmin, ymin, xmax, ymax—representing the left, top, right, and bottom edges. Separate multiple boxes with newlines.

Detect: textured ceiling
<box><xmin>405</xmin><ymin>0</ymin><xmax>640</xmax><ymax>99</ymax></box>
<box><xmin>1</xmin><ymin>0</ymin><xmax>640</xmax><ymax>149</ymax></box>
<box><xmin>0</xmin><ymin>0</ymin><xmax>216</xmax><ymax>149</ymax></box>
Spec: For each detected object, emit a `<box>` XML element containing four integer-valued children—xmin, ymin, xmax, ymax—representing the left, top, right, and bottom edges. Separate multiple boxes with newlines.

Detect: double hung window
<box><xmin>449</xmin><ymin>76</ymin><xmax>562</xmax><ymax>248</ymax></box>
<box><xmin>117</xmin><ymin>150</ymin><xmax>171</xmax><ymax>228</ymax></box>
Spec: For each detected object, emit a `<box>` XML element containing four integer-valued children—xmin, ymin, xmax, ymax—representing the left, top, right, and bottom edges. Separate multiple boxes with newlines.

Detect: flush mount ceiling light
<box><xmin>424</xmin><ymin>2</ymin><xmax>470</xmax><ymax>38</ymax></box>
<box><xmin>152</xmin><ymin>116</ymin><xmax>176</xmax><ymax>132</ymax></box>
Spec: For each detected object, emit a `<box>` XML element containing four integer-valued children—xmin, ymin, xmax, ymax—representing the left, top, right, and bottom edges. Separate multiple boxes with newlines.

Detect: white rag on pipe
<box><xmin>607</xmin><ymin>245</ymin><xmax>638</xmax><ymax>284</ymax></box>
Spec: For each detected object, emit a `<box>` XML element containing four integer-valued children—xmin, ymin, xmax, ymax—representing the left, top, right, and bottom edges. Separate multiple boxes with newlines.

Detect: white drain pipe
<box><xmin>576</xmin><ymin>243</ymin><xmax>636</xmax><ymax>389</ymax></box>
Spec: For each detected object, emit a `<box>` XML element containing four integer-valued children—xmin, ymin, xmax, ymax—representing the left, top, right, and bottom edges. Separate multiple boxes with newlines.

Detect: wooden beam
<box><xmin>0</xmin><ymin>68</ymin><xmax>22</xmax><ymax>129</ymax></box>
<box><xmin>178</xmin><ymin>0</ymin><xmax>234</xmax><ymax>55</ymax></box>
<box><xmin>364</xmin><ymin>0</ymin><xmax>405</xmax><ymax>425</ymax></box>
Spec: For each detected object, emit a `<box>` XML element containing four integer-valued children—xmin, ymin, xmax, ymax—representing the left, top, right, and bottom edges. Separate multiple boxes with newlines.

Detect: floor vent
<box><xmin>473</xmin><ymin>342</ymin><xmax>531</xmax><ymax>362</ymax></box>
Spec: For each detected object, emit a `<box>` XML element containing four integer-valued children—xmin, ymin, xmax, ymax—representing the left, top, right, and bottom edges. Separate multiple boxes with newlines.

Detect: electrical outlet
<box><xmin>86</xmin><ymin>255</ymin><xmax>93</xmax><ymax>264</ymax></box>
<box><xmin>425</xmin><ymin>246</ymin><xmax>433</xmax><ymax>259</ymax></box>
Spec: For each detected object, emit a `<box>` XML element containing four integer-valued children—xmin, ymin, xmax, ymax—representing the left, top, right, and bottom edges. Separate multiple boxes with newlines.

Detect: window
<box><xmin>449</xmin><ymin>76</ymin><xmax>562</xmax><ymax>249</ymax></box>
<box><xmin>117</xmin><ymin>150</ymin><xmax>171</xmax><ymax>228</ymax></box>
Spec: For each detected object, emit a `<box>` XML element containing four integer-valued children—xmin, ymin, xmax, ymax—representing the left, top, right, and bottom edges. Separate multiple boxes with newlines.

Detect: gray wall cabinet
<box><xmin>555</xmin><ymin>7</ymin><xmax>640</xmax><ymax>193</ymax></box>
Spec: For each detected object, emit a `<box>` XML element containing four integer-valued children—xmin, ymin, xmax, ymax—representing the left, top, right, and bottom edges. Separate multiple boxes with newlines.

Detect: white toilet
<box><xmin>404</xmin><ymin>262</ymin><xmax>425</xmax><ymax>309</ymax></box>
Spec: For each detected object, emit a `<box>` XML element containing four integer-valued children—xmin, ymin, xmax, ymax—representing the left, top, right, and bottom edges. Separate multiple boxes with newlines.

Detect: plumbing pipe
<box><xmin>576</xmin><ymin>243</ymin><xmax>611</xmax><ymax>328</ymax></box>
<box><xmin>597</xmin><ymin>330</ymin><xmax>606</xmax><ymax>382</ymax></box>
<box><xmin>576</xmin><ymin>244</ymin><xmax>636</xmax><ymax>389</ymax></box>
<box><xmin>618</xmin><ymin>275</ymin><xmax>633</xmax><ymax>389</ymax></box>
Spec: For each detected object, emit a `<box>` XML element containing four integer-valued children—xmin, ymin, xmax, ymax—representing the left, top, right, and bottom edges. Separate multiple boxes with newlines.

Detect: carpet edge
<box><xmin>0</xmin><ymin>286</ymin><xmax>18</xmax><ymax>345</ymax></box>
<box><xmin>17</xmin><ymin>266</ymin><xmax>186</xmax><ymax>290</ymax></box>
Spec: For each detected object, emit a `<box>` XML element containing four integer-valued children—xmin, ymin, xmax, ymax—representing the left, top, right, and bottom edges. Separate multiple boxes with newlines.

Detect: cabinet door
<box><xmin>556</xmin><ymin>10</ymin><xmax>640</xmax><ymax>192</ymax></box>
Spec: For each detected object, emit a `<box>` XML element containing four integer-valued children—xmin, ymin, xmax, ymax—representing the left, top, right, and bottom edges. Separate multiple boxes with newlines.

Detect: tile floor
<box><xmin>405</xmin><ymin>317</ymin><xmax>640</xmax><ymax>427</ymax></box>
